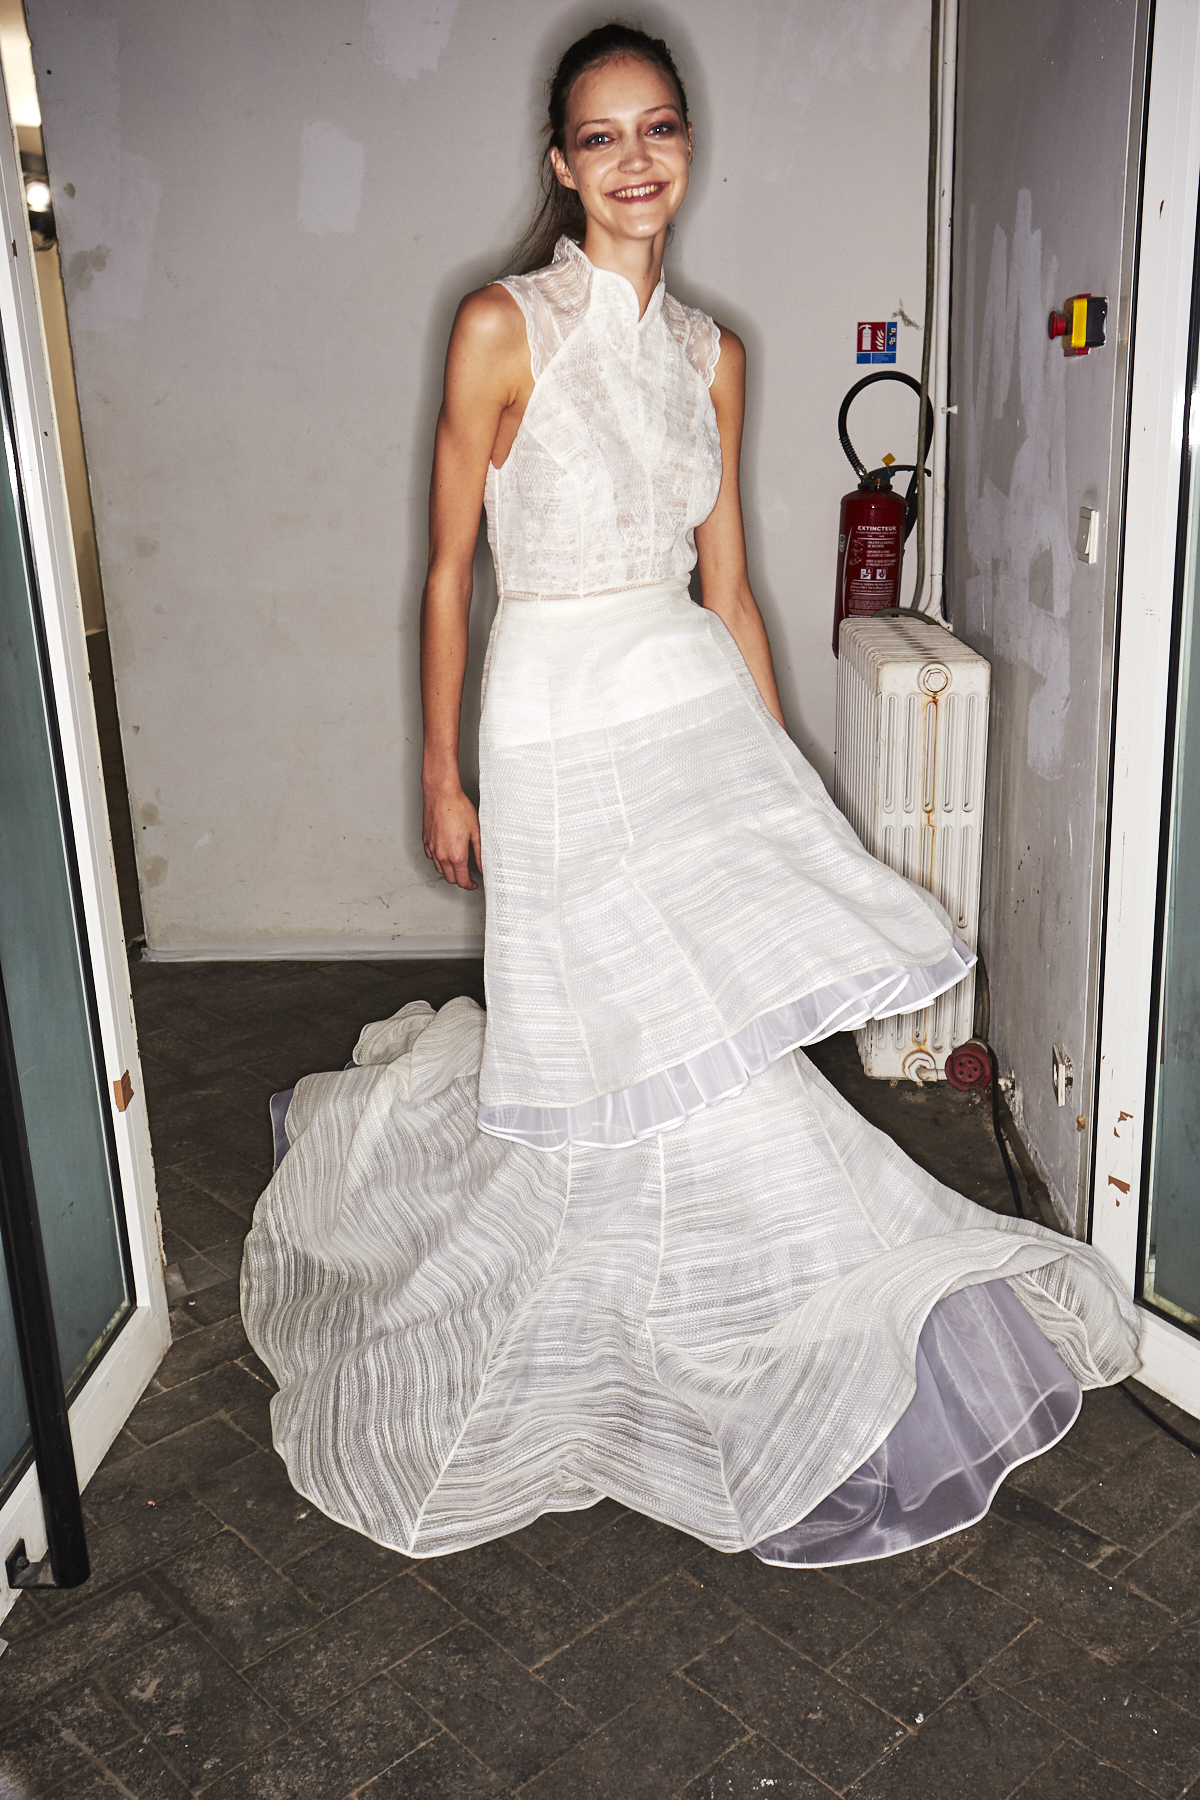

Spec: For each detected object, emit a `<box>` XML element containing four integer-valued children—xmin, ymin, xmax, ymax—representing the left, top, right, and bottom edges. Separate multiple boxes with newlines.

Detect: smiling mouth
<box><xmin>609</xmin><ymin>181</ymin><xmax>667</xmax><ymax>203</ymax></box>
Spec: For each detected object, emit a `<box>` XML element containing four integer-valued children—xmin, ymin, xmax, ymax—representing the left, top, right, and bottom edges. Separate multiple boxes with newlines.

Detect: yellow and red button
<box><xmin>1048</xmin><ymin>294</ymin><xmax>1108</xmax><ymax>356</ymax></box>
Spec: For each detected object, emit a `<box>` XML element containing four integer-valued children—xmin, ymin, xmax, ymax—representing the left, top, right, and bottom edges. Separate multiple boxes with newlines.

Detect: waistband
<box><xmin>499</xmin><ymin>578</ymin><xmax>693</xmax><ymax>614</ymax></box>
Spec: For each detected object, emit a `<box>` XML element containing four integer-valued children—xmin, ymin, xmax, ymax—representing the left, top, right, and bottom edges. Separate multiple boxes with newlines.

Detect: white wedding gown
<box><xmin>241</xmin><ymin>238</ymin><xmax>1139</xmax><ymax>1564</ymax></box>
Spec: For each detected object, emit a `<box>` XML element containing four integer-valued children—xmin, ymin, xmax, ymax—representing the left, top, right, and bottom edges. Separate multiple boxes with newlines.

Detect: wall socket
<box><xmin>1052</xmin><ymin>1044</ymin><xmax>1074</xmax><ymax>1108</ymax></box>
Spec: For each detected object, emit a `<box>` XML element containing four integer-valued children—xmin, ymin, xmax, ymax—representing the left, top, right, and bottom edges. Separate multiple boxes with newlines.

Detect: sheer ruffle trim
<box><xmin>752</xmin><ymin>1277</ymin><xmax>1080</xmax><ymax>1568</ymax></box>
<box><xmin>477</xmin><ymin>935</ymin><xmax>976</xmax><ymax>1151</ymax></box>
<box><xmin>662</xmin><ymin>290</ymin><xmax>722</xmax><ymax>387</ymax></box>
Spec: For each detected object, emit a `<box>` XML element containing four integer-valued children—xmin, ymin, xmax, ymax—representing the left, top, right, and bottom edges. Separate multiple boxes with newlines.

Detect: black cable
<box><xmin>987</xmin><ymin>1044</ymin><xmax>1027</xmax><ymax>1221</ymax></box>
<box><xmin>1119</xmin><ymin>1381</ymin><xmax>1200</xmax><ymax>1457</ymax></box>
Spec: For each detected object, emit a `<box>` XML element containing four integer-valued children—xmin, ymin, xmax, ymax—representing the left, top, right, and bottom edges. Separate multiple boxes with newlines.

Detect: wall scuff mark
<box><xmin>45</xmin><ymin>12</ymin><xmax>160</xmax><ymax>330</ymax></box>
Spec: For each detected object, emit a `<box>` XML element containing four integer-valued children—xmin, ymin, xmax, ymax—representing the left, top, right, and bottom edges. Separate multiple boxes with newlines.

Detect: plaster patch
<box><xmin>299</xmin><ymin>121</ymin><xmax>365</xmax><ymax>236</ymax></box>
<box><xmin>963</xmin><ymin>190</ymin><xmax>1072</xmax><ymax>780</ymax></box>
<box><xmin>364</xmin><ymin>0</ymin><xmax>459</xmax><ymax>80</ymax></box>
<box><xmin>768</xmin><ymin>0</ymin><xmax>925</xmax><ymax>112</ymax></box>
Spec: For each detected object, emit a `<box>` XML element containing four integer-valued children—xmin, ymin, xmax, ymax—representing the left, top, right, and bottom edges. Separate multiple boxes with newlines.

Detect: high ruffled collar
<box><xmin>554</xmin><ymin>236</ymin><xmax>666</xmax><ymax>327</ymax></box>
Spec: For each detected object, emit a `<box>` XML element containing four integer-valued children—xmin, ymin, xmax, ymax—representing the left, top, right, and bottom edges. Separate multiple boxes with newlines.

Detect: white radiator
<box><xmin>833</xmin><ymin>616</ymin><xmax>991</xmax><ymax>1082</ymax></box>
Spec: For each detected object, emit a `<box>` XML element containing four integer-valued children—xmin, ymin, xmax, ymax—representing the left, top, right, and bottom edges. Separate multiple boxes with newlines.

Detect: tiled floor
<box><xmin>4</xmin><ymin>959</ymin><xmax>1200</xmax><ymax>1798</ymax></box>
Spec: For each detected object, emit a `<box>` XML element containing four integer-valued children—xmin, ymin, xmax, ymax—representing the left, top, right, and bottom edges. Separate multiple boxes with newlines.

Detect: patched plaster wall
<box><xmin>29</xmin><ymin>0</ymin><xmax>933</xmax><ymax>956</ymax></box>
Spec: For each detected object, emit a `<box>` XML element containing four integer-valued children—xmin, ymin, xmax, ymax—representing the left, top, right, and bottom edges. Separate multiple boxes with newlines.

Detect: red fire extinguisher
<box><xmin>833</xmin><ymin>371</ymin><xmax>933</xmax><ymax>655</ymax></box>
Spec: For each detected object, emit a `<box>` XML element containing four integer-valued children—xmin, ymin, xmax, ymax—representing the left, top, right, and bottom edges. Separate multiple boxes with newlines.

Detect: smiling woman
<box><xmin>241</xmin><ymin>21</ymin><xmax>1139</xmax><ymax>1569</ymax></box>
<box><xmin>514</xmin><ymin>23</ymin><xmax>692</xmax><ymax>277</ymax></box>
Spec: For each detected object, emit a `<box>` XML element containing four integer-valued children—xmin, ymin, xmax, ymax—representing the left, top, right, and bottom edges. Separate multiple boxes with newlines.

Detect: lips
<box><xmin>608</xmin><ymin>181</ymin><xmax>667</xmax><ymax>203</ymax></box>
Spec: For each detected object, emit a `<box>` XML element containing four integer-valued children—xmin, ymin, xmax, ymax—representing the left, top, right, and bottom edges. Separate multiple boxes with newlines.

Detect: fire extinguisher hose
<box><xmin>837</xmin><ymin>371</ymin><xmax>934</xmax><ymax>546</ymax></box>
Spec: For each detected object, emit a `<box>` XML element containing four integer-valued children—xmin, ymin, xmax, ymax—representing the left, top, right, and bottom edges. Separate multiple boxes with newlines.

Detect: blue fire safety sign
<box><xmin>856</xmin><ymin>321</ymin><xmax>897</xmax><ymax>364</ymax></box>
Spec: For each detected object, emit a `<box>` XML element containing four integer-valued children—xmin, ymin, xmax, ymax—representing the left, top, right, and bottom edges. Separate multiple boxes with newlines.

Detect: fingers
<box><xmin>426</xmin><ymin>845</ymin><xmax>477</xmax><ymax>890</ymax></box>
<box><xmin>422</xmin><ymin>798</ymin><xmax>481</xmax><ymax>891</ymax></box>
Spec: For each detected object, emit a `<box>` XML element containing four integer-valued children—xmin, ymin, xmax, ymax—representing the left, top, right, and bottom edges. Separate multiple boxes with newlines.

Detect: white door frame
<box><xmin>1092</xmin><ymin>0</ymin><xmax>1200</xmax><ymax>1414</ymax></box>
<box><xmin>0</xmin><ymin>69</ymin><xmax>168</xmax><ymax>1615</ymax></box>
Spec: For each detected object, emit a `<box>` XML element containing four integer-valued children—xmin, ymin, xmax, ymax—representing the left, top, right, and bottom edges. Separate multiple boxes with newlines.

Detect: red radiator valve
<box><xmin>944</xmin><ymin>1040</ymin><xmax>993</xmax><ymax>1092</ymax></box>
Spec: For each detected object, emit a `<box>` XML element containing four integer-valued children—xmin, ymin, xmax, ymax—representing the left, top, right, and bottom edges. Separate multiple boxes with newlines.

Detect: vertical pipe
<box><xmin>912</xmin><ymin>0</ymin><xmax>942</xmax><ymax>614</ymax></box>
<box><xmin>927</xmin><ymin>0</ymin><xmax>959</xmax><ymax>619</ymax></box>
<box><xmin>0</xmin><ymin>961</ymin><xmax>89</xmax><ymax>1588</ymax></box>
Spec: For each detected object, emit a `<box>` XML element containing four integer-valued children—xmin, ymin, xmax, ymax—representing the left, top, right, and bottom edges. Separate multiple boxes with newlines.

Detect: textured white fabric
<box><xmin>240</xmin><ymin>999</ymin><xmax>1138</xmax><ymax>1559</ymax></box>
<box><xmin>478</xmin><ymin>934</ymin><xmax>975</xmax><ymax>1149</ymax></box>
<box><xmin>478</xmin><ymin>581</ymin><xmax>959</xmax><ymax>1134</ymax></box>
<box><xmin>485</xmin><ymin>237</ymin><xmax>721</xmax><ymax>603</ymax></box>
<box><xmin>753</xmin><ymin>1278</ymin><xmax>1082</xmax><ymax>1566</ymax></box>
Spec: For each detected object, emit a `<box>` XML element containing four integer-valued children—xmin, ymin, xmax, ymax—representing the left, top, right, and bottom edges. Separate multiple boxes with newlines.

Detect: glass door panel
<box><xmin>0</xmin><ymin>327</ymin><xmax>132</xmax><ymax>1492</ymax></box>
<box><xmin>1144</xmin><ymin>218</ymin><xmax>1200</xmax><ymax>1332</ymax></box>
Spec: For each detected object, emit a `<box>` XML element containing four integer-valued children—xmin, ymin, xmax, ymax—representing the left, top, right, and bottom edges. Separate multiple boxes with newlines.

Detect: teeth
<box><xmin>614</xmin><ymin>183</ymin><xmax>660</xmax><ymax>198</ymax></box>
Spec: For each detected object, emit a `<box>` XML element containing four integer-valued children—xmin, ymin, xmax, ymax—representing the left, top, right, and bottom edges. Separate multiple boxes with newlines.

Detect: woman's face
<box><xmin>551</xmin><ymin>56</ymin><xmax>691</xmax><ymax>248</ymax></box>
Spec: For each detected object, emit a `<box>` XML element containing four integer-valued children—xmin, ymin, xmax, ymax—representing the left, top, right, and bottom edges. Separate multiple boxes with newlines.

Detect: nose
<box><xmin>617</xmin><ymin>133</ymin><xmax>651</xmax><ymax>173</ymax></box>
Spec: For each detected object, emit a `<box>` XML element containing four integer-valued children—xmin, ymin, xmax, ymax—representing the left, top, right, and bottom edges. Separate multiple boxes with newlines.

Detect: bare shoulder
<box><xmin>452</xmin><ymin>283</ymin><xmax>527</xmax><ymax>359</ymax></box>
<box><xmin>712</xmin><ymin>323</ymin><xmax>746</xmax><ymax>384</ymax></box>
<box><xmin>709</xmin><ymin>324</ymin><xmax>746</xmax><ymax>429</ymax></box>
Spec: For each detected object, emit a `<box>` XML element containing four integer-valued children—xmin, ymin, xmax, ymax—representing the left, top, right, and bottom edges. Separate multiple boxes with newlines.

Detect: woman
<box><xmin>242</xmin><ymin>24</ymin><xmax>1138</xmax><ymax>1566</ymax></box>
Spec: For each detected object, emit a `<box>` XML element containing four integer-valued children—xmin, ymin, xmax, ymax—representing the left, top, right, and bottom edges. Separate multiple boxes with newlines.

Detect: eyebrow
<box><xmin>574</xmin><ymin>105</ymin><xmax>681</xmax><ymax>131</ymax></box>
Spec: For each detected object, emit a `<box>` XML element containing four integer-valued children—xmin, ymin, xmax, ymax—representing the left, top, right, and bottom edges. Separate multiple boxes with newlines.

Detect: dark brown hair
<box><xmin>511</xmin><ymin>22</ymin><xmax>689</xmax><ymax>274</ymax></box>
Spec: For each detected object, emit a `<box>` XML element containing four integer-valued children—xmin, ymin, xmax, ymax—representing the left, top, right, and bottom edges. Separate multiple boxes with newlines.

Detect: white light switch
<box><xmin>1077</xmin><ymin>506</ymin><xmax>1100</xmax><ymax>564</ymax></box>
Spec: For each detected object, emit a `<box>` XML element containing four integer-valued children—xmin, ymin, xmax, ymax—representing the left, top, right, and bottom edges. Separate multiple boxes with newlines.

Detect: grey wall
<box><xmin>29</xmin><ymin>0</ymin><xmax>933</xmax><ymax>957</ymax></box>
<box><xmin>946</xmin><ymin>0</ymin><xmax>1150</xmax><ymax>1226</ymax></box>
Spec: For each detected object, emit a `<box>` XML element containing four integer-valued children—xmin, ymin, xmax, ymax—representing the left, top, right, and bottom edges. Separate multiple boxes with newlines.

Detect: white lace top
<box><xmin>484</xmin><ymin>237</ymin><xmax>723</xmax><ymax>601</ymax></box>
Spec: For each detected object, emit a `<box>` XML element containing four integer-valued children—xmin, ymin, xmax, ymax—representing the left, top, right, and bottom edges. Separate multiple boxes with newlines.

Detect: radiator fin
<box><xmin>833</xmin><ymin>618</ymin><xmax>991</xmax><ymax>1083</ymax></box>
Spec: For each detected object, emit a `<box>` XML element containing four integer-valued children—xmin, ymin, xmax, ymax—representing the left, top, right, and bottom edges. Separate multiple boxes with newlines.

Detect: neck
<box><xmin>579</xmin><ymin>223</ymin><xmax>665</xmax><ymax>317</ymax></box>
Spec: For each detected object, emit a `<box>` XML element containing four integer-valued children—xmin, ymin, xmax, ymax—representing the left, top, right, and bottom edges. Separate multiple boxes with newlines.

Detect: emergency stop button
<box><xmin>1048</xmin><ymin>294</ymin><xmax>1107</xmax><ymax>356</ymax></box>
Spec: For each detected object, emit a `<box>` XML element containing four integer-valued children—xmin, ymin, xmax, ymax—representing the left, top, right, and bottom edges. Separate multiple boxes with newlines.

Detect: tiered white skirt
<box><xmin>241</xmin><ymin>998</ymin><xmax>1138</xmax><ymax>1561</ymax></box>
<box><xmin>240</xmin><ymin>581</ymin><xmax>1139</xmax><ymax>1563</ymax></box>
<box><xmin>476</xmin><ymin>583</ymin><xmax>973</xmax><ymax>1149</ymax></box>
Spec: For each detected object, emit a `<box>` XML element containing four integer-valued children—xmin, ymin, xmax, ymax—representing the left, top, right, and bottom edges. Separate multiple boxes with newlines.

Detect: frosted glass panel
<box><xmin>0</xmin><ymin>347</ymin><xmax>131</xmax><ymax>1487</ymax></box>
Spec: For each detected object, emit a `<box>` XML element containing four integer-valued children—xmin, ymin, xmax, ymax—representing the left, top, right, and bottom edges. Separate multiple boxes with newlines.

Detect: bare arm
<box><xmin>421</xmin><ymin>285</ymin><xmax>531</xmax><ymax>888</ymax></box>
<box><xmin>693</xmin><ymin>328</ymin><xmax>786</xmax><ymax>729</ymax></box>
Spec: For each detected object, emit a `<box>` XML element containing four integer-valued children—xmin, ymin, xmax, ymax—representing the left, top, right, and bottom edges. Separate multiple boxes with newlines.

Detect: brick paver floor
<box><xmin>4</xmin><ymin>960</ymin><xmax>1199</xmax><ymax>1798</ymax></box>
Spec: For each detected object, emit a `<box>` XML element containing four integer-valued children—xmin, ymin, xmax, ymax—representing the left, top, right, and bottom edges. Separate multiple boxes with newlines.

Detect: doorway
<box><xmin>0</xmin><ymin>0</ymin><xmax>144</xmax><ymax>950</ymax></box>
<box><xmin>1093</xmin><ymin>0</ymin><xmax>1200</xmax><ymax>1416</ymax></box>
<box><xmin>0</xmin><ymin>5</ymin><xmax>167</xmax><ymax>1614</ymax></box>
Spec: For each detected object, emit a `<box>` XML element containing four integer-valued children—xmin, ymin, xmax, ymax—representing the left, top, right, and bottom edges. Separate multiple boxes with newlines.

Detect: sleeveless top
<box><xmin>484</xmin><ymin>237</ymin><xmax>723</xmax><ymax>601</ymax></box>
